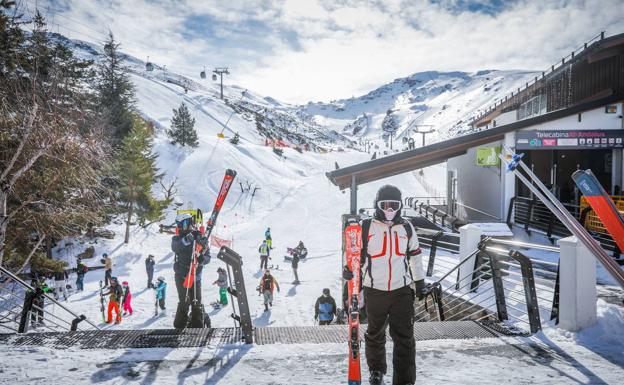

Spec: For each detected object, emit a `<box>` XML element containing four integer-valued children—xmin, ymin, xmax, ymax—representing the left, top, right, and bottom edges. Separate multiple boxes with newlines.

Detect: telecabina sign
<box><xmin>515</xmin><ymin>130</ymin><xmax>624</xmax><ymax>150</ymax></box>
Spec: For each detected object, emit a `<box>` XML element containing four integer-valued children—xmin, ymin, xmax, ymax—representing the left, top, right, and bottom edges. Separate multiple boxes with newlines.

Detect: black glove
<box><xmin>414</xmin><ymin>279</ymin><xmax>426</xmax><ymax>301</ymax></box>
<box><xmin>314</xmin><ymin>314</ymin><xmax>318</xmax><ymax>321</ymax></box>
<box><xmin>342</xmin><ymin>266</ymin><xmax>353</xmax><ymax>280</ymax></box>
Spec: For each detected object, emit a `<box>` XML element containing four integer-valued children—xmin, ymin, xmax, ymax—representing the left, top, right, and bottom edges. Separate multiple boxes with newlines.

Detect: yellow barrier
<box><xmin>580</xmin><ymin>195</ymin><xmax>624</xmax><ymax>233</ymax></box>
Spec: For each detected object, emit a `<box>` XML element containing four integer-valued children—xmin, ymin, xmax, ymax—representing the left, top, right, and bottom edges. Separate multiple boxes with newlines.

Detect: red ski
<box><xmin>345</xmin><ymin>219</ymin><xmax>362</xmax><ymax>385</ymax></box>
<box><xmin>572</xmin><ymin>169</ymin><xmax>624</xmax><ymax>251</ymax></box>
<box><xmin>183</xmin><ymin>169</ymin><xmax>237</xmax><ymax>289</ymax></box>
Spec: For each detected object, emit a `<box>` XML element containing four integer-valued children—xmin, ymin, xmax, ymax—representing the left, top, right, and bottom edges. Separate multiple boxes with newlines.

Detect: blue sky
<box><xmin>17</xmin><ymin>0</ymin><xmax>624</xmax><ymax>103</ymax></box>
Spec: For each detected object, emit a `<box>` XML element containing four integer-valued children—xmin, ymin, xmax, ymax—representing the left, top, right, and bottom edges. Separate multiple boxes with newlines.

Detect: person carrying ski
<box><xmin>295</xmin><ymin>241</ymin><xmax>308</xmax><ymax>259</ymax></box>
<box><xmin>101</xmin><ymin>277</ymin><xmax>123</xmax><ymax>324</ymax></box>
<box><xmin>145</xmin><ymin>254</ymin><xmax>156</xmax><ymax>288</ymax></box>
<box><xmin>258</xmin><ymin>269</ymin><xmax>279</xmax><ymax>312</ymax></box>
<box><xmin>265</xmin><ymin>227</ymin><xmax>272</xmax><ymax>249</ymax></box>
<box><xmin>121</xmin><ymin>281</ymin><xmax>133</xmax><ymax>316</ymax></box>
<box><xmin>258</xmin><ymin>240</ymin><xmax>270</xmax><ymax>270</ymax></box>
<box><xmin>343</xmin><ymin>185</ymin><xmax>425</xmax><ymax>385</ymax></box>
<box><xmin>102</xmin><ymin>253</ymin><xmax>112</xmax><ymax>287</ymax></box>
<box><xmin>291</xmin><ymin>248</ymin><xmax>300</xmax><ymax>284</ymax></box>
<box><xmin>76</xmin><ymin>260</ymin><xmax>88</xmax><ymax>292</ymax></box>
<box><xmin>314</xmin><ymin>288</ymin><xmax>337</xmax><ymax>325</ymax></box>
<box><xmin>171</xmin><ymin>212</ymin><xmax>210</xmax><ymax>329</ymax></box>
<box><xmin>212</xmin><ymin>267</ymin><xmax>228</xmax><ymax>305</ymax></box>
<box><xmin>30</xmin><ymin>277</ymin><xmax>49</xmax><ymax>327</ymax></box>
<box><xmin>154</xmin><ymin>276</ymin><xmax>167</xmax><ymax>312</ymax></box>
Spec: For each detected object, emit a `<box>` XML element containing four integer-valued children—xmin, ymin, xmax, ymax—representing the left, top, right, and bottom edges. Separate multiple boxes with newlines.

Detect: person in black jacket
<box><xmin>145</xmin><ymin>254</ymin><xmax>156</xmax><ymax>288</ymax></box>
<box><xmin>314</xmin><ymin>288</ymin><xmax>337</xmax><ymax>325</ymax></box>
<box><xmin>171</xmin><ymin>213</ymin><xmax>210</xmax><ymax>329</ymax></box>
<box><xmin>291</xmin><ymin>249</ymin><xmax>300</xmax><ymax>284</ymax></box>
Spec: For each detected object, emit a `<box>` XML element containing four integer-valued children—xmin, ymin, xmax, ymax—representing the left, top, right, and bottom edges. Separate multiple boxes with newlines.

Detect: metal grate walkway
<box><xmin>0</xmin><ymin>321</ymin><xmax>527</xmax><ymax>349</ymax></box>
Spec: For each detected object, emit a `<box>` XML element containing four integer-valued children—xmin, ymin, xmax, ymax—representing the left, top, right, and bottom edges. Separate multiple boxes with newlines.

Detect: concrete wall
<box><xmin>447</xmin><ymin>139</ymin><xmax>504</xmax><ymax>222</ymax></box>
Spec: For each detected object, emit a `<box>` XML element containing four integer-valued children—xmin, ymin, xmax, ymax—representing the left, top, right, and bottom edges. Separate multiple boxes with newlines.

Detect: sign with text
<box><xmin>516</xmin><ymin>130</ymin><xmax>624</xmax><ymax>150</ymax></box>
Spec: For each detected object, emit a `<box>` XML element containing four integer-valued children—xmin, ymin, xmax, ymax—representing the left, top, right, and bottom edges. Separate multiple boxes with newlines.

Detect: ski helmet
<box><xmin>176</xmin><ymin>213</ymin><xmax>193</xmax><ymax>231</ymax></box>
<box><xmin>111</xmin><ymin>277</ymin><xmax>118</xmax><ymax>284</ymax></box>
<box><xmin>122</xmin><ymin>281</ymin><xmax>129</xmax><ymax>286</ymax></box>
<box><xmin>374</xmin><ymin>185</ymin><xmax>402</xmax><ymax>222</ymax></box>
<box><xmin>157</xmin><ymin>276</ymin><xmax>165</xmax><ymax>282</ymax></box>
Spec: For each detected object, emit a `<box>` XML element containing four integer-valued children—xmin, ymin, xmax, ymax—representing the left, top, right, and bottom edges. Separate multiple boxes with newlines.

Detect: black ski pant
<box><xmin>173</xmin><ymin>272</ymin><xmax>202</xmax><ymax>329</ymax></box>
<box><xmin>147</xmin><ymin>270</ymin><xmax>154</xmax><ymax>288</ymax></box>
<box><xmin>260</xmin><ymin>256</ymin><xmax>268</xmax><ymax>270</ymax></box>
<box><xmin>319</xmin><ymin>320</ymin><xmax>332</xmax><ymax>325</ymax></box>
<box><xmin>104</xmin><ymin>269</ymin><xmax>112</xmax><ymax>286</ymax></box>
<box><xmin>364</xmin><ymin>285</ymin><xmax>415</xmax><ymax>385</ymax></box>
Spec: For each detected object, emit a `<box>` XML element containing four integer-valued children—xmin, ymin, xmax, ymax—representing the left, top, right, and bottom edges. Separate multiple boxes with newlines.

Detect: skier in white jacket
<box><xmin>344</xmin><ymin>184</ymin><xmax>425</xmax><ymax>385</ymax></box>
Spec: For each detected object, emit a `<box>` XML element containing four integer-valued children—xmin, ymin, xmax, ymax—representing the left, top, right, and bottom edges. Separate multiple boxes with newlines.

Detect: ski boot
<box><xmin>369</xmin><ymin>371</ymin><xmax>384</xmax><ymax>385</ymax></box>
<box><xmin>264</xmin><ymin>304</ymin><xmax>269</xmax><ymax>312</ymax></box>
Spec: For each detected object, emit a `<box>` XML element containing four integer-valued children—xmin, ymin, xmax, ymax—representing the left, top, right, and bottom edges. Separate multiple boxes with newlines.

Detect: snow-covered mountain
<box><xmin>298</xmin><ymin>70</ymin><xmax>538</xmax><ymax>149</ymax></box>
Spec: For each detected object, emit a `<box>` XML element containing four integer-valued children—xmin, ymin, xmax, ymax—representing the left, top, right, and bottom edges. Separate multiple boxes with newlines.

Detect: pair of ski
<box><xmin>344</xmin><ymin>217</ymin><xmax>362</xmax><ymax>385</ymax></box>
<box><xmin>181</xmin><ymin>169</ymin><xmax>237</xmax><ymax>325</ymax></box>
<box><xmin>501</xmin><ymin>147</ymin><xmax>624</xmax><ymax>288</ymax></box>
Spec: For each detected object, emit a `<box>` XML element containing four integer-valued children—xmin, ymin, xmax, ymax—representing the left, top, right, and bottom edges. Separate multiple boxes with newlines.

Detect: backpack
<box><xmin>262</xmin><ymin>276</ymin><xmax>273</xmax><ymax>291</ymax></box>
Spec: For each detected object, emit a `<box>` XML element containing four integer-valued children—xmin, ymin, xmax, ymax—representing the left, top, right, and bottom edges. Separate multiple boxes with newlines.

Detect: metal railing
<box><xmin>0</xmin><ymin>265</ymin><xmax>99</xmax><ymax>334</ymax></box>
<box><xmin>509</xmin><ymin>196</ymin><xmax>621</xmax><ymax>259</ymax></box>
<box><xmin>405</xmin><ymin>197</ymin><xmax>467</xmax><ymax>231</ymax></box>
<box><xmin>417</xmin><ymin>237</ymin><xmax>555</xmax><ymax>333</ymax></box>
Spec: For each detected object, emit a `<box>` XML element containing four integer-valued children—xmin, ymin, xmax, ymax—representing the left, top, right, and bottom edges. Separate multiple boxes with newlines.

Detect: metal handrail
<box><xmin>487</xmin><ymin>238</ymin><xmax>560</xmax><ymax>253</ymax></box>
<box><xmin>0</xmin><ymin>265</ymin><xmax>100</xmax><ymax>330</ymax></box>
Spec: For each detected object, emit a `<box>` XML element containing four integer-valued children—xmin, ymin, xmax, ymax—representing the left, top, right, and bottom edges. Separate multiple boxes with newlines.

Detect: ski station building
<box><xmin>327</xmin><ymin>32</ymin><xmax>624</xmax><ymax>334</ymax></box>
<box><xmin>328</xmin><ymin>31</ymin><xmax>624</xmax><ymax>242</ymax></box>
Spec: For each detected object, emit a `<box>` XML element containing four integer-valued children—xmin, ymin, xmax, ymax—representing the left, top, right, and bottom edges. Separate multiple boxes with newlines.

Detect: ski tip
<box><xmin>506</xmin><ymin>152</ymin><xmax>525</xmax><ymax>172</ymax></box>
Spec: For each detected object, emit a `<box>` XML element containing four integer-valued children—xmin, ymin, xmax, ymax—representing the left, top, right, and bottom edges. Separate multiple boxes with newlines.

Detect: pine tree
<box><xmin>168</xmin><ymin>102</ymin><xmax>198</xmax><ymax>147</ymax></box>
<box><xmin>95</xmin><ymin>31</ymin><xmax>135</xmax><ymax>140</ymax></box>
<box><xmin>117</xmin><ymin>115</ymin><xmax>164</xmax><ymax>243</ymax></box>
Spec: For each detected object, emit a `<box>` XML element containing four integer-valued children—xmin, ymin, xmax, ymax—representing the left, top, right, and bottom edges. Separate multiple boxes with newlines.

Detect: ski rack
<box><xmin>500</xmin><ymin>148</ymin><xmax>624</xmax><ymax>288</ymax></box>
<box><xmin>216</xmin><ymin>246</ymin><xmax>253</xmax><ymax>344</ymax></box>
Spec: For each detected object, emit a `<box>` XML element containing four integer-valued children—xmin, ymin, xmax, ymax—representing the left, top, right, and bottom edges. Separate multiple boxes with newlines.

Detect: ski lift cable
<box><xmin>20</xmin><ymin>0</ymin><xmax>110</xmax><ymax>42</ymax></box>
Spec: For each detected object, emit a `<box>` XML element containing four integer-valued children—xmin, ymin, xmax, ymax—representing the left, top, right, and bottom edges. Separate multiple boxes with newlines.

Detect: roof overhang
<box><xmin>326</xmin><ymin>94</ymin><xmax>624</xmax><ymax>190</ymax></box>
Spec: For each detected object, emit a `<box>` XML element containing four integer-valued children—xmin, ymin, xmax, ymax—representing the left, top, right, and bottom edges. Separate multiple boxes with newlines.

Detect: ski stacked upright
<box><xmin>183</xmin><ymin>169</ymin><xmax>237</xmax><ymax>289</ymax></box>
<box><xmin>572</xmin><ymin>169</ymin><xmax>624</xmax><ymax>251</ymax></box>
<box><xmin>344</xmin><ymin>217</ymin><xmax>362</xmax><ymax>385</ymax></box>
<box><xmin>99</xmin><ymin>281</ymin><xmax>106</xmax><ymax>323</ymax></box>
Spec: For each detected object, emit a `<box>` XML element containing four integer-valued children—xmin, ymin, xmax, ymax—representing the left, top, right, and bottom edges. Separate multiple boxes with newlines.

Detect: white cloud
<box><xmin>18</xmin><ymin>0</ymin><xmax>624</xmax><ymax>104</ymax></box>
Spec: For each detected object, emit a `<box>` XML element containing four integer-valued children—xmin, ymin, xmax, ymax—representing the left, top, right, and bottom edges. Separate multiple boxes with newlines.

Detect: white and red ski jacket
<box><xmin>361</xmin><ymin>219</ymin><xmax>424</xmax><ymax>291</ymax></box>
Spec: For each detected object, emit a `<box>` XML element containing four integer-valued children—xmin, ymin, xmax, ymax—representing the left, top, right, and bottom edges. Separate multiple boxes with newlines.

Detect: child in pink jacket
<box><xmin>121</xmin><ymin>281</ymin><xmax>133</xmax><ymax>316</ymax></box>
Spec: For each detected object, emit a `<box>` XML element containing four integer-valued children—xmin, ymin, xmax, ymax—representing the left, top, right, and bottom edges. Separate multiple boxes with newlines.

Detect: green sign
<box><xmin>476</xmin><ymin>147</ymin><xmax>501</xmax><ymax>166</ymax></box>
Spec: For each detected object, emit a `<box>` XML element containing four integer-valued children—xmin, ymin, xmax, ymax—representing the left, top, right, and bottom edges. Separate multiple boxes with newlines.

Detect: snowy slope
<box><xmin>298</xmin><ymin>70</ymin><xmax>538</xmax><ymax>149</ymax></box>
<box><xmin>47</xmin><ymin>36</ymin><xmax>435</xmax><ymax>330</ymax></box>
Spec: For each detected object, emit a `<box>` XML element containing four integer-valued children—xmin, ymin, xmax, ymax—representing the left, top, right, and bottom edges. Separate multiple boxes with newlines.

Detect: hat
<box><xmin>111</xmin><ymin>277</ymin><xmax>118</xmax><ymax>283</ymax></box>
<box><xmin>122</xmin><ymin>281</ymin><xmax>128</xmax><ymax>286</ymax></box>
<box><xmin>103</xmin><ymin>253</ymin><xmax>108</xmax><ymax>257</ymax></box>
<box><xmin>322</xmin><ymin>288</ymin><xmax>330</xmax><ymax>296</ymax></box>
<box><xmin>157</xmin><ymin>276</ymin><xmax>165</xmax><ymax>282</ymax></box>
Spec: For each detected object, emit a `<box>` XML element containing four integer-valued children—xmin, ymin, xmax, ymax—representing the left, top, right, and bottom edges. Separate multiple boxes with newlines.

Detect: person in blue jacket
<box><xmin>154</xmin><ymin>276</ymin><xmax>167</xmax><ymax>312</ymax></box>
<box><xmin>314</xmin><ymin>288</ymin><xmax>337</xmax><ymax>325</ymax></box>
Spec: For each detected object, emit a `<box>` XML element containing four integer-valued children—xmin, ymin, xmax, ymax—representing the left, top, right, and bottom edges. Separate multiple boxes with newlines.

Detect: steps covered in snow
<box><xmin>0</xmin><ymin>321</ymin><xmax>527</xmax><ymax>349</ymax></box>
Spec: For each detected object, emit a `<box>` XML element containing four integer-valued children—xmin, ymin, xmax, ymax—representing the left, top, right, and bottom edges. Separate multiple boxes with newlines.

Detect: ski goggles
<box><xmin>176</xmin><ymin>217</ymin><xmax>192</xmax><ymax>229</ymax></box>
<box><xmin>377</xmin><ymin>200</ymin><xmax>402</xmax><ymax>211</ymax></box>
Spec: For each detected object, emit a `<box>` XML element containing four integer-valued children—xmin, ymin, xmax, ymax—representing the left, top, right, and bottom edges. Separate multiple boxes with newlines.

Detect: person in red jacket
<box><xmin>258</xmin><ymin>269</ymin><xmax>280</xmax><ymax>312</ymax></box>
<box><xmin>344</xmin><ymin>185</ymin><xmax>425</xmax><ymax>385</ymax></box>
